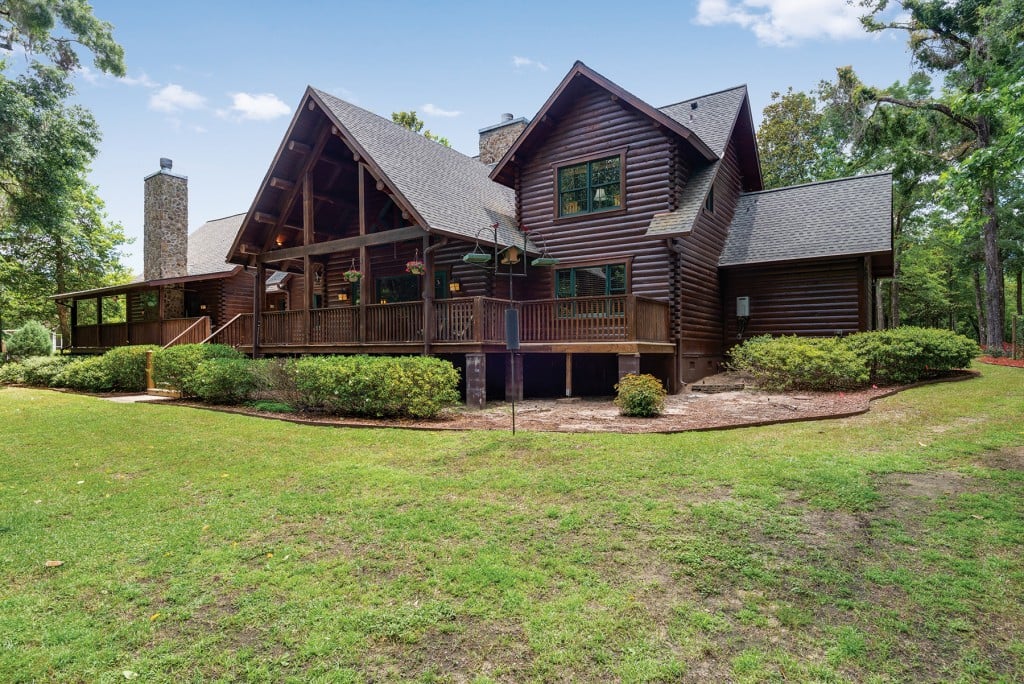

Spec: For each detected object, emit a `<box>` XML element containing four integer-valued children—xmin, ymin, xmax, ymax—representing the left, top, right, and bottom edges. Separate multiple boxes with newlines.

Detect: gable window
<box><xmin>558</xmin><ymin>155</ymin><xmax>622</xmax><ymax>217</ymax></box>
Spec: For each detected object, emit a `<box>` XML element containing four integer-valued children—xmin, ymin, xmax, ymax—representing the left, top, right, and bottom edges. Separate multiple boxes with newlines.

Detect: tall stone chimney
<box><xmin>478</xmin><ymin>113</ymin><xmax>528</xmax><ymax>165</ymax></box>
<box><xmin>143</xmin><ymin>158</ymin><xmax>188</xmax><ymax>281</ymax></box>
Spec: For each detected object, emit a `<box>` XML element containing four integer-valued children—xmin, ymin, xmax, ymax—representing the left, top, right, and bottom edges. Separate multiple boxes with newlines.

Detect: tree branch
<box><xmin>874</xmin><ymin>96</ymin><xmax>979</xmax><ymax>134</ymax></box>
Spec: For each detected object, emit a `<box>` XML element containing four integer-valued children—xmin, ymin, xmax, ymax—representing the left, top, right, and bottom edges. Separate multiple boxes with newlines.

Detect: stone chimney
<box><xmin>143</xmin><ymin>158</ymin><xmax>188</xmax><ymax>281</ymax></box>
<box><xmin>478</xmin><ymin>113</ymin><xmax>528</xmax><ymax>165</ymax></box>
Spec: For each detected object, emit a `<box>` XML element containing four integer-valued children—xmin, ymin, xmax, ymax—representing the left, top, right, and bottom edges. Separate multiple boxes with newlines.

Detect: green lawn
<box><xmin>1</xmin><ymin>366</ymin><xmax>1022</xmax><ymax>683</ymax></box>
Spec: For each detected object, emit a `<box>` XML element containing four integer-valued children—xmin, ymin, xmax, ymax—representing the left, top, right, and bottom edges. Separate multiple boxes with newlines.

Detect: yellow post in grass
<box><xmin>145</xmin><ymin>350</ymin><xmax>155</xmax><ymax>391</ymax></box>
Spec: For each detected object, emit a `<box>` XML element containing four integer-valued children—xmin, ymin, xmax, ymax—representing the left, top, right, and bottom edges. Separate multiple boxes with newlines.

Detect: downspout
<box><xmin>666</xmin><ymin>238</ymin><xmax>686</xmax><ymax>392</ymax></box>
<box><xmin>422</xmin><ymin>235</ymin><xmax>448</xmax><ymax>355</ymax></box>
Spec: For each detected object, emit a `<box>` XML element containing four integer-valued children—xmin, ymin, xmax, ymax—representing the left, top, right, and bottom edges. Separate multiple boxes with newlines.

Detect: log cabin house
<box><xmin>59</xmin><ymin>62</ymin><xmax>893</xmax><ymax>406</ymax></box>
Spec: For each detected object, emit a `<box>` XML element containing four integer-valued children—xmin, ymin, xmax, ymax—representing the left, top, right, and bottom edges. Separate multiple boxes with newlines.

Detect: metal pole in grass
<box><xmin>505</xmin><ymin>307</ymin><xmax>520</xmax><ymax>435</ymax></box>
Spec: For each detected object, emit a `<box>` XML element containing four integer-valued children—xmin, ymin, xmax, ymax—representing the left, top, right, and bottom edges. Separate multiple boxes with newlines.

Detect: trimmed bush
<box><xmin>6</xmin><ymin>321</ymin><xmax>51</xmax><ymax>360</ymax></box>
<box><xmin>51</xmin><ymin>357</ymin><xmax>113</xmax><ymax>392</ymax></box>
<box><xmin>729</xmin><ymin>335</ymin><xmax>868</xmax><ymax>391</ymax></box>
<box><xmin>100</xmin><ymin>345</ymin><xmax>161</xmax><ymax>392</ymax></box>
<box><xmin>0</xmin><ymin>360</ymin><xmax>27</xmax><ymax>384</ymax></box>
<box><xmin>845</xmin><ymin>327</ymin><xmax>979</xmax><ymax>384</ymax></box>
<box><xmin>19</xmin><ymin>356</ymin><xmax>71</xmax><ymax>387</ymax></box>
<box><xmin>289</xmin><ymin>355</ymin><xmax>460</xmax><ymax>418</ymax></box>
<box><xmin>191</xmin><ymin>358</ymin><xmax>263</xmax><ymax>404</ymax></box>
<box><xmin>153</xmin><ymin>343</ymin><xmax>242</xmax><ymax>397</ymax></box>
<box><xmin>614</xmin><ymin>373</ymin><xmax>667</xmax><ymax>417</ymax></box>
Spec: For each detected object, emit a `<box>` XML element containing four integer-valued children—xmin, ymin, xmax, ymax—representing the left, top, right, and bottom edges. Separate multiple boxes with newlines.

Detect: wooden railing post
<box><xmin>473</xmin><ymin>297</ymin><xmax>484</xmax><ymax>343</ymax></box>
<box><xmin>626</xmin><ymin>295</ymin><xmax>638</xmax><ymax>340</ymax></box>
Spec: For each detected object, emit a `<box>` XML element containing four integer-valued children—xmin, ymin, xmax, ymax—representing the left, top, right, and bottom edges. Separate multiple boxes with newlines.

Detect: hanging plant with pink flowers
<box><xmin>406</xmin><ymin>249</ymin><xmax>426</xmax><ymax>275</ymax></box>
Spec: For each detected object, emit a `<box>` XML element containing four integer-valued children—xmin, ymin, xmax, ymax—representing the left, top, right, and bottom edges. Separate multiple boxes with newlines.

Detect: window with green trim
<box><xmin>555</xmin><ymin>263</ymin><xmax>628</xmax><ymax>317</ymax></box>
<box><xmin>558</xmin><ymin>155</ymin><xmax>622</xmax><ymax>217</ymax></box>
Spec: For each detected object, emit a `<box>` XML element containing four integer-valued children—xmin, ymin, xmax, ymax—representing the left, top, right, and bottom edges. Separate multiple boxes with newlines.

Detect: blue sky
<box><xmin>53</xmin><ymin>0</ymin><xmax>916</xmax><ymax>274</ymax></box>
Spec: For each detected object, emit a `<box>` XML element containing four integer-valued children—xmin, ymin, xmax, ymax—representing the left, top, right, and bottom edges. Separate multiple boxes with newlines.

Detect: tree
<box><xmin>0</xmin><ymin>2</ymin><xmax>129</xmax><ymax>335</ymax></box>
<box><xmin>391</xmin><ymin>110</ymin><xmax>451</xmax><ymax>147</ymax></box>
<box><xmin>859</xmin><ymin>0</ymin><xmax>1024</xmax><ymax>350</ymax></box>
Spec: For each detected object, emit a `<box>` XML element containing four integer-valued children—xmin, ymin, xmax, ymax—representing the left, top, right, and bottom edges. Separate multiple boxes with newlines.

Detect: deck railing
<box><xmin>366</xmin><ymin>302</ymin><xmax>422</xmax><ymax>343</ymax></box>
<box><xmin>70</xmin><ymin>317</ymin><xmax>208</xmax><ymax>349</ymax></box>
<box><xmin>162</xmin><ymin>316</ymin><xmax>211</xmax><ymax>348</ymax></box>
<box><xmin>204</xmin><ymin>314</ymin><xmax>253</xmax><ymax>347</ymax></box>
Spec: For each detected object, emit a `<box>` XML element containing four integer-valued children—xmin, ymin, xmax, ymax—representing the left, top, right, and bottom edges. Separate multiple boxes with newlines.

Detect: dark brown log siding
<box><xmin>721</xmin><ymin>258</ymin><xmax>865</xmax><ymax>345</ymax></box>
<box><xmin>676</xmin><ymin>137</ymin><xmax>743</xmax><ymax>357</ymax></box>
<box><xmin>515</xmin><ymin>81</ymin><xmax>681</xmax><ymax>302</ymax></box>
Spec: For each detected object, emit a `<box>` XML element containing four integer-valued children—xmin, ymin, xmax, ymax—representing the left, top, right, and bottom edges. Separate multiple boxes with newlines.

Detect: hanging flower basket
<box><xmin>406</xmin><ymin>260</ymin><xmax>426</xmax><ymax>276</ymax></box>
<box><xmin>343</xmin><ymin>270</ymin><xmax>362</xmax><ymax>283</ymax></box>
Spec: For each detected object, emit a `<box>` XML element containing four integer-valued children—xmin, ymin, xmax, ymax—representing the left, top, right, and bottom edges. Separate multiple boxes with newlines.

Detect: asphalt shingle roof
<box><xmin>313</xmin><ymin>89</ymin><xmax>532</xmax><ymax>251</ymax></box>
<box><xmin>660</xmin><ymin>86</ymin><xmax>747</xmax><ymax>158</ymax></box>
<box><xmin>187</xmin><ymin>213</ymin><xmax>245</xmax><ymax>276</ymax></box>
<box><xmin>720</xmin><ymin>172</ymin><xmax>892</xmax><ymax>267</ymax></box>
<box><xmin>645</xmin><ymin>161</ymin><xmax>719</xmax><ymax>237</ymax></box>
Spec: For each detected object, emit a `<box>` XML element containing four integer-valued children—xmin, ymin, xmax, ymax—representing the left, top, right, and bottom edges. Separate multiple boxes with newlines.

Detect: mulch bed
<box><xmin>165</xmin><ymin>370</ymin><xmax>979</xmax><ymax>435</ymax></box>
<box><xmin>978</xmin><ymin>356</ymin><xmax>1024</xmax><ymax>368</ymax></box>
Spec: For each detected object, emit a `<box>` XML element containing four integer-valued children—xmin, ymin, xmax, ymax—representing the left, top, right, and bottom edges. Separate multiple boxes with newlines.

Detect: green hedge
<box><xmin>153</xmin><ymin>343</ymin><xmax>243</xmax><ymax>397</ymax></box>
<box><xmin>614</xmin><ymin>373</ymin><xmax>667</xmax><ymax>417</ymax></box>
<box><xmin>51</xmin><ymin>357</ymin><xmax>113</xmax><ymax>392</ymax></box>
<box><xmin>730</xmin><ymin>328</ymin><xmax>978</xmax><ymax>391</ymax></box>
<box><xmin>844</xmin><ymin>327</ymin><xmax>980</xmax><ymax>385</ymax></box>
<box><xmin>191</xmin><ymin>358</ymin><xmax>264</xmax><ymax>404</ymax></box>
<box><xmin>100</xmin><ymin>345</ymin><xmax>161</xmax><ymax>392</ymax></box>
<box><xmin>6</xmin><ymin>321</ymin><xmax>51</xmax><ymax>360</ymax></box>
<box><xmin>0</xmin><ymin>356</ymin><xmax>70</xmax><ymax>386</ymax></box>
<box><xmin>289</xmin><ymin>355</ymin><xmax>460</xmax><ymax>418</ymax></box>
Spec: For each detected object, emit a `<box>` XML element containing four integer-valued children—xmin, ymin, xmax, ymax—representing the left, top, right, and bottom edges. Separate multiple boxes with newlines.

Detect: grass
<box><xmin>0</xmin><ymin>364</ymin><xmax>1022</xmax><ymax>682</ymax></box>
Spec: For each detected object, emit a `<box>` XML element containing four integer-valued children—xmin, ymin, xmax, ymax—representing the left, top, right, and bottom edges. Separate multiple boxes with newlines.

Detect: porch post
<box><xmin>466</xmin><ymin>352</ymin><xmax>487</xmax><ymax>409</ymax></box>
<box><xmin>565</xmin><ymin>352</ymin><xmax>573</xmax><ymax>397</ymax></box>
<box><xmin>422</xmin><ymin>234</ymin><xmax>434</xmax><ymax>355</ymax></box>
<box><xmin>303</xmin><ymin>171</ymin><xmax>315</xmax><ymax>345</ymax></box>
<box><xmin>505</xmin><ymin>352</ymin><xmax>523</xmax><ymax>402</ymax></box>
<box><xmin>253</xmin><ymin>262</ymin><xmax>264</xmax><ymax>358</ymax></box>
<box><xmin>358</xmin><ymin>164</ymin><xmax>368</xmax><ymax>344</ymax></box>
<box><xmin>617</xmin><ymin>353</ymin><xmax>640</xmax><ymax>379</ymax></box>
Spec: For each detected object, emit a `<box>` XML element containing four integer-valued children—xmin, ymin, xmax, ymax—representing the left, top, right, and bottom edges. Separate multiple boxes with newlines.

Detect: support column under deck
<box><xmin>466</xmin><ymin>353</ymin><xmax>486</xmax><ymax>410</ymax></box>
<box><xmin>617</xmin><ymin>353</ymin><xmax>640</xmax><ymax>379</ymax></box>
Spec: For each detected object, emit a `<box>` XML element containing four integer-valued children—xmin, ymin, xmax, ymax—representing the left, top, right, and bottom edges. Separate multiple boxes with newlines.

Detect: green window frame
<box><xmin>555</xmin><ymin>263</ymin><xmax>628</xmax><ymax>317</ymax></box>
<box><xmin>558</xmin><ymin>155</ymin><xmax>622</xmax><ymax>217</ymax></box>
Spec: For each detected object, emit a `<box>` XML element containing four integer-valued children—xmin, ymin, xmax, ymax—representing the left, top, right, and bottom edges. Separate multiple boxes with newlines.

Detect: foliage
<box><xmin>845</xmin><ymin>327</ymin><xmax>979</xmax><ymax>385</ymax></box>
<box><xmin>190</xmin><ymin>358</ymin><xmax>263</xmax><ymax>405</ymax></box>
<box><xmin>5</xmin><ymin>320</ymin><xmax>51</xmax><ymax>359</ymax></box>
<box><xmin>289</xmin><ymin>355</ymin><xmax>460</xmax><ymax>418</ymax></box>
<box><xmin>0</xmin><ymin>0</ymin><xmax>125</xmax><ymax>76</ymax></box>
<box><xmin>390</xmin><ymin>110</ymin><xmax>451</xmax><ymax>147</ymax></box>
<box><xmin>729</xmin><ymin>335</ymin><xmax>868</xmax><ymax>391</ymax></box>
<box><xmin>246</xmin><ymin>399</ymin><xmax>296</xmax><ymax>414</ymax></box>
<box><xmin>0</xmin><ymin>358</ymin><xmax>26</xmax><ymax>383</ymax></box>
<box><xmin>757</xmin><ymin>87</ymin><xmax>847</xmax><ymax>189</ymax></box>
<box><xmin>18</xmin><ymin>354</ymin><xmax>69</xmax><ymax>386</ymax></box>
<box><xmin>99</xmin><ymin>344</ymin><xmax>159</xmax><ymax>392</ymax></box>
<box><xmin>152</xmin><ymin>343</ymin><xmax>242</xmax><ymax>398</ymax></box>
<box><xmin>50</xmin><ymin>355</ymin><xmax>111</xmax><ymax>392</ymax></box>
<box><xmin>613</xmin><ymin>373</ymin><xmax>667</xmax><ymax>417</ymax></box>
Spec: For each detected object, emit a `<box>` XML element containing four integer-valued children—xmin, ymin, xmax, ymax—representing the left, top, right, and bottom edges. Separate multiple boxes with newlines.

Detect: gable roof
<box><xmin>659</xmin><ymin>85</ymin><xmax>747</xmax><ymax>159</ymax></box>
<box><xmin>310</xmin><ymin>89</ymin><xmax>530</xmax><ymax>251</ymax></box>
<box><xmin>720</xmin><ymin>172</ymin><xmax>893</xmax><ymax>267</ymax></box>
<box><xmin>490</xmin><ymin>61</ymin><xmax>718</xmax><ymax>186</ymax></box>
<box><xmin>646</xmin><ymin>161</ymin><xmax>720</xmax><ymax>237</ymax></box>
<box><xmin>187</xmin><ymin>213</ymin><xmax>245</xmax><ymax>276</ymax></box>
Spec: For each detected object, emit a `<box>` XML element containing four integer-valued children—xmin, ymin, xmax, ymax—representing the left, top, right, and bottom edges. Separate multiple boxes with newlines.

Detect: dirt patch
<box><xmin>975</xmin><ymin>446</ymin><xmax>1024</xmax><ymax>471</ymax></box>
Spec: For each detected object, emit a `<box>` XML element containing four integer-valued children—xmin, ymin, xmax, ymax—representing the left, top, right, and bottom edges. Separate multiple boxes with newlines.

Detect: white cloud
<box><xmin>694</xmin><ymin>0</ymin><xmax>867</xmax><ymax>46</ymax></box>
<box><xmin>421</xmin><ymin>103</ymin><xmax>461</xmax><ymax>118</ymax></box>
<box><xmin>120</xmin><ymin>72</ymin><xmax>159</xmax><ymax>88</ymax></box>
<box><xmin>512</xmin><ymin>56</ymin><xmax>548</xmax><ymax>71</ymax></box>
<box><xmin>149</xmin><ymin>84</ymin><xmax>205</xmax><ymax>112</ymax></box>
<box><xmin>225</xmin><ymin>92</ymin><xmax>291</xmax><ymax>121</ymax></box>
<box><xmin>75</xmin><ymin>66</ymin><xmax>99</xmax><ymax>84</ymax></box>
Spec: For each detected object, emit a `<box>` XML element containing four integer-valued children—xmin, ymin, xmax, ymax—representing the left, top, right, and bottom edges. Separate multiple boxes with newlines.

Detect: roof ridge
<box><xmin>739</xmin><ymin>171</ymin><xmax>893</xmax><ymax>197</ymax></box>
<box><xmin>311</xmin><ymin>86</ymin><xmax>482</xmax><ymax>165</ymax></box>
<box><xmin>659</xmin><ymin>84</ymin><xmax>747</xmax><ymax>110</ymax></box>
<box><xmin>201</xmin><ymin>212</ymin><xmax>247</xmax><ymax>223</ymax></box>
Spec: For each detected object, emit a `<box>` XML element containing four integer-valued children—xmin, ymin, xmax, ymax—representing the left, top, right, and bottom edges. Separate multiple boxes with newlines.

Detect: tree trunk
<box><xmin>976</xmin><ymin>113</ymin><xmax>1004</xmax><ymax>351</ymax></box>
<box><xmin>875</xmin><ymin>279</ymin><xmax>886</xmax><ymax>330</ymax></box>
<box><xmin>972</xmin><ymin>266</ymin><xmax>987</xmax><ymax>348</ymax></box>
<box><xmin>54</xmin><ymin>235</ymin><xmax>70</xmax><ymax>344</ymax></box>
<box><xmin>1016</xmin><ymin>267</ymin><xmax>1022</xmax><ymax>316</ymax></box>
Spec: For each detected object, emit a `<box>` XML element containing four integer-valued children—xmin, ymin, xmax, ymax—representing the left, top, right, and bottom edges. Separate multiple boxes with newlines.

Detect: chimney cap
<box><xmin>159</xmin><ymin>157</ymin><xmax>173</xmax><ymax>171</ymax></box>
<box><xmin>500</xmin><ymin>113</ymin><xmax>513</xmax><ymax>122</ymax></box>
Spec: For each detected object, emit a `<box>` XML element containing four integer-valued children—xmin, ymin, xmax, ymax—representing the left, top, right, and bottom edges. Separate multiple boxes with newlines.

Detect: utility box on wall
<box><xmin>736</xmin><ymin>296</ymin><xmax>750</xmax><ymax>318</ymax></box>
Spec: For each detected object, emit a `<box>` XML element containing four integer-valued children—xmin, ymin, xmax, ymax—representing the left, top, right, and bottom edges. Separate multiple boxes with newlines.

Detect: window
<box><xmin>704</xmin><ymin>185</ymin><xmax>714</xmax><ymax>213</ymax></box>
<box><xmin>558</xmin><ymin>155</ymin><xmax>622</xmax><ymax>217</ymax></box>
<box><xmin>555</xmin><ymin>263</ymin><xmax>627</xmax><ymax>298</ymax></box>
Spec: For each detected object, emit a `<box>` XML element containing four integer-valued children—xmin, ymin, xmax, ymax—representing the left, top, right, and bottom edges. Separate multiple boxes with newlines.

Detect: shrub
<box><xmin>191</xmin><ymin>358</ymin><xmax>263</xmax><ymax>404</ymax></box>
<box><xmin>100</xmin><ymin>345</ymin><xmax>161</xmax><ymax>392</ymax></box>
<box><xmin>289</xmin><ymin>355</ymin><xmax>460</xmax><ymax>419</ymax></box>
<box><xmin>51</xmin><ymin>356</ymin><xmax>113</xmax><ymax>392</ymax></box>
<box><xmin>153</xmin><ymin>343</ymin><xmax>242</xmax><ymax>397</ymax></box>
<box><xmin>845</xmin><ymin>327</ymin><xmax>979</xmax><ymax>384</ymax></box>
<box><xmin>0</xmin><ymin>360</ymin><xmax>27</xmax><ymax>384</ymax></box>
<box><xmin>614</xmin><ymin>373</ymin><xmax>667</xmax><ymax>417</ymax></box>
<box><xmin>19</xmin><ymin>356</ymin><xmax>71</xmax><ymax>387</ymax></box>
<box><xmin>729</xmin><ymin>335</ymin><xmax>868</xmax><ymax>391</ymax></box>
<box><xmin>6</xmin><ymin>321</ymin><xmax>51</xmax><ymax>360</ymax></box>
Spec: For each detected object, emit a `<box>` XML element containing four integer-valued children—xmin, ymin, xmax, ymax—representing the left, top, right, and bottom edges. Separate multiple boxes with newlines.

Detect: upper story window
<box><xmin>558</xmin><ymin>155</ymin><xmax>622</xmax><ymax>217</ymax></box>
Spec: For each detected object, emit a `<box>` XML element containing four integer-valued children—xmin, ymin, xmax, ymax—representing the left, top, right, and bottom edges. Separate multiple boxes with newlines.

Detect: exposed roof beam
<box><xmin>258</xmin><ymin>225</ymin><xmax>425</xmax><ymax>263</ymax></box>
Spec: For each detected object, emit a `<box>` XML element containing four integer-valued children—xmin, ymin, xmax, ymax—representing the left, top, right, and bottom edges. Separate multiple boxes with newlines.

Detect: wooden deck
<box><xmin>69</xmin><ymin>317</ymin><xmax>211</xmax><ymax>353</ymax></box>
<box><xmin>205</xmin><ymin>295</ymin><xmax>672</xmax><ymax>355</ymax></box>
